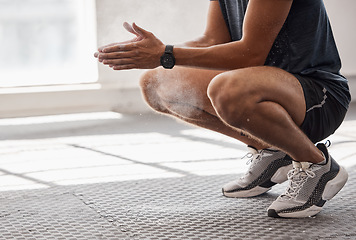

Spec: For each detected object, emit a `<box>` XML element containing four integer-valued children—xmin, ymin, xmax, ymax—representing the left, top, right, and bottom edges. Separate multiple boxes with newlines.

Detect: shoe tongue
<box><xmin>292</xmin><ymin>161</ymin><xmax>302</xmax><ymax>168</ymax></box>
<box><xmin>301</xmin><ymin>162</ymin><xmax>312</xmax><ymax>169</ymax></box>
<box><xmin>292</xmin><ymin>161</ymin><xmax>312</xmax><ymax>170</ymax></box>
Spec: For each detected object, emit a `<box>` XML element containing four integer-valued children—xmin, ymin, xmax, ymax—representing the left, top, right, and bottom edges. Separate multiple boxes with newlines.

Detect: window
<box><xmin>0</xmin><ymin>0</ymin><xmax>97</xmax><ymax>87</ymax></box>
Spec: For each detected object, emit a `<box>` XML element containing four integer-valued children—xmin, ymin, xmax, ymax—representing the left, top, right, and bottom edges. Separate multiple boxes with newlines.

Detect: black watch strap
<box><xmin>160</xmin><ymin>45</ymin><xmax>175</xmax><ymax>69</ymax></box>
<box><xmin>165</xmin><ymin>45</ymin><xmax>174</xmax><ymax>54</ymax></box>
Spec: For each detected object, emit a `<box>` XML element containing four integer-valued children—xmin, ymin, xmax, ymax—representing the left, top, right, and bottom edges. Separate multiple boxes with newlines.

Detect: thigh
<box><xmin>148</xmin><ymin>66</ymin><xmax>224</xmax><ymax>116</ymax></box>
<box><xmin>214</xmin><ymin>66</ymin><xmax>307</xmax><ymax>126</ymax></box>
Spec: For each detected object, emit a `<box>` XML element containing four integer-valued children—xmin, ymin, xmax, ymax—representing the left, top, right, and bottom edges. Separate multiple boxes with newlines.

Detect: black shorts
<box><xmin>294</xmin><ymin>74</ymin><xmax>348</xmax><ymax>143</ymax></box>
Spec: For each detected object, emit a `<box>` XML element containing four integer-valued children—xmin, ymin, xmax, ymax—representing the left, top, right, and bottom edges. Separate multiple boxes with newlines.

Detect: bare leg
<box><xmin>207</xmin><ymin>66</ymin><xmax>324</xmax><ymax>163</ymax></box>
<box><xmin>139</xmin><ymin>66</ymin><xmax>269</xmax><ymax>149</ymax></box>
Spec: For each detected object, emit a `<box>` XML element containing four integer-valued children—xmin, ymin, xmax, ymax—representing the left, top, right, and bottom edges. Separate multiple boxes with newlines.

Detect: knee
<box><xmin>139</xmin><ymin>69</ymin><xmax>156</xmax><ymax>95</ymax></box>
<box><xmin>139</xmin><ymin>69</ymin><xmax>167</xmax><ymax>112</ymax></box>
<box><xmin>207</xmin><ymin>72</ymin><xmax>258</xmax><ymax>127</ymax></box>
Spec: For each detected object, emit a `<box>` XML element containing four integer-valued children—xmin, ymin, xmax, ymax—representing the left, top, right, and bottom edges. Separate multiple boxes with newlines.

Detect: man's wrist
<box><xmin>160</xmin><ymin>45</ymin><xmax>176</xmax><ymax>69</ymax></box>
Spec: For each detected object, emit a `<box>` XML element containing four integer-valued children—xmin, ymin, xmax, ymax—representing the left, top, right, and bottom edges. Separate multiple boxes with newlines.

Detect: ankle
<box><xmin>308</xmin><ymin>149</ymin><xmax>325</xmax><ymax>164</ymax></box>
<box><xmin>293</xmin><ymin>147</ymin><xmax>325</xmax><ymax>164</ymax></box>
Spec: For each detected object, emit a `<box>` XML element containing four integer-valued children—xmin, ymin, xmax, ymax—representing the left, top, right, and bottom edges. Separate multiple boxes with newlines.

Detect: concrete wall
<box><xmin>324</xmin><ymin>0</ymin><xmax>356</xmax><ymax>98</ymax></box>
<box><xmin>95</xmin><ymin>0</ymin><xmax>356</xmax><ymax>113</ymax></box>
<box><xmin>324</xmin><ymin>0</ymin><xmax>356</xmax><ymax>77</ymax></box>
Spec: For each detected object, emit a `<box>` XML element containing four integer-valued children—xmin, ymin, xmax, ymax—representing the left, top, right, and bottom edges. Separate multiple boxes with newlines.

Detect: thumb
<box><xmin>123</xmin><ymin>22</ymin><xmax>137</xmax><ymax>36</ymax></box>
<box><xmin>132</xmin><ymin>22</ymin><xmax>151</xmax><ymax>37</ymax></box>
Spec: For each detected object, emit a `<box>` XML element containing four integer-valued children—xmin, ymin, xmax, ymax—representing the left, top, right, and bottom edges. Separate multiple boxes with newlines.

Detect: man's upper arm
<box><xmin>241</xmin><ymin>0</ymin><xmax>293</xmax><ymax>64</ymax></box>
<box><xmin>173</xmin><ymin>0</ymin><xmax>294</xmax><ymax>70</ymax></box>
<box><xmin>203</xmin><ymin>0</ymin><xmax>231</xmax><ymax>45</ymax></box>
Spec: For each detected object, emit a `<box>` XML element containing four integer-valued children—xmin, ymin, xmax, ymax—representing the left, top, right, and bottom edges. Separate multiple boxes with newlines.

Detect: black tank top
<box><xmin>217</xmin><ymin>0</ymin><xmax>351</xmax><ymax>109</ymax></box>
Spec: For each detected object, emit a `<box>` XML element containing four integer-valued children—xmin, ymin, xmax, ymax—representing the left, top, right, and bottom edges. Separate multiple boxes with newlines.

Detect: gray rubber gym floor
<box><xmin>1</xmin><ymin>103</ymin><xmax>356</xmax><ymax>240</ymax></box>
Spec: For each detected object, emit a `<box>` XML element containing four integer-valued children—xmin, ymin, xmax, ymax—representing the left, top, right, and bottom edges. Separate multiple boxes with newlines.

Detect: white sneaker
<box><xmin>222</xmin><ymin>146</ymin><xmax>293</xmax><ymax>198</ymax></box>
<box><xmin>267</xmin><ymin>143</ymin><xmax>348</xmax><ymax>218</ymax></box>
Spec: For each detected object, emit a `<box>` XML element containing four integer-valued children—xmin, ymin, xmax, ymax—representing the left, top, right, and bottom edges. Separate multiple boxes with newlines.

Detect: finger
<box><xmin>98</xmin><ymin>42</ymin><xmax>120</xmax><ymax>52</ymax></box>
<box><xmin>112</xmin><ymin>64</ymin><xmax>136</xmax><ymax>71</ymax></box>
<box><xmin>94</xmin><ymin>52</ymin><xmax>99</xmax><ymax>58</ymax></box>
<box><xmin>123</xmin><ymin>22</ymin><xmax>137</xmax><ymax>35</ymax></box>
<box><xmin>102</xmin><ymin>56</ymin><xmax>135</xmax><ymax>65</ymax></box>
<box><xmin>98</xmin><ymin>40</ymin><xmax>135</xmax><ymax>52</ymax></box>
<box><xmin>103</xmin><ymin>59</ymin><xmax>128</xmax><ymax>65</ymax></box>
<box><xmin>102</xmin><ymin>58</ymin><xmax>134</xmax><ymax>66</ymax></box>
<box><xmin>102</xmin><ymin>44</ymin><xmax>126</xmax><ymax>53</ymax></box>
<box><xmin>123</xmin><ymin>22</ymin><xmax>144</xmax><ymax>42</ymax></box>
<box><xmin>102</xmin><ymin>42</ymin><xmax>136</xmax><ymax>53</ymax></box>
<box><xmin>132</xmin><ymin>22</ymin><xmax>151</xmax><ymax>37</ymax></box>
<box><xmin>99</xmin><ymin>51</ymin><xmax>136</xmax><ymax>60</ymax></box>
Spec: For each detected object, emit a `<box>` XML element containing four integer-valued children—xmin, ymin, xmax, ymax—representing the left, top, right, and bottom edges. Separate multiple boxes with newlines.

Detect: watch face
<box><xmin>161</xmin><ymin>54</ymin><xmax>175</xmax><ymax>69</ymax></box>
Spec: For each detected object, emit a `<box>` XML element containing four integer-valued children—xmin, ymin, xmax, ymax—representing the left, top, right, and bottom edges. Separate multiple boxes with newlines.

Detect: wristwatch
<box><xmin>160</xmin><ymin>45</ymin><xmax>175</xmax><ymax>69</ymax></box>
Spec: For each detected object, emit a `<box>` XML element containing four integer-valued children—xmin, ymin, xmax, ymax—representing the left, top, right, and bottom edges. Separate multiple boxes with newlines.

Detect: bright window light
<box><xmin>0</xmin><ymin>0</ymin><xmax>98</xmax><ymax>87</ymax></box>
<box><xmin>0</xmin><ymin>112</ymin><xmax>122</xmax><ymax>126</ymax></box>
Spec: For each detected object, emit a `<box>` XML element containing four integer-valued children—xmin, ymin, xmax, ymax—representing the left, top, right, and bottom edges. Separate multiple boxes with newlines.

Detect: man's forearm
<box><xmin>174</xmin><ymin>41</ymin><xmax>267</xmax><ymax>71</ymax></box>
<box><xmin>176</xmin><ymin>33</ymin><xmax>230</xmax><ymax>48</ymax></box>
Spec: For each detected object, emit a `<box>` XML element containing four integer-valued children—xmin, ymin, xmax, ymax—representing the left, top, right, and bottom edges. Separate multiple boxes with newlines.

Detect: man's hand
<box><xmin>93</xmin><ymin>22</ymin><xmax>143</xmax><ymax>58</ymax></box>
<box><xmin>94</xmin><ymin>22</ymin><xmax>165</xmax><ymax>70</ymax></box>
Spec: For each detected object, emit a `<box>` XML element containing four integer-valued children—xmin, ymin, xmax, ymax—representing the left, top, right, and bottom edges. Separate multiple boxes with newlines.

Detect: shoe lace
<box><xmin>283</xmin><ymin>165</ymin><xmax>316</xmax><ymax>199</ymax></box>
<box><xmin>241</xmin><ymin>149</ymin><xmax>263</xmax><ymax>178</ymax></box>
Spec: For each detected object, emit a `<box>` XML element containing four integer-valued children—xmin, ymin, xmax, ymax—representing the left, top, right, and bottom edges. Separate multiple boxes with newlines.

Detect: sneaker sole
<box><xmin>222</xmin><ymin>164</ymin><xmax>292</xmax><ymax>198</ymax></box>
<box><xmin>268</xmin><ymin>166</ymin><xmax>348</xmax><ymax>218</ymax></box>
<box><xmin>268</xmin><ymin>205</ymin><xmax>323</xmax><ymax>218</ymax></box>
<box><xmin>223</xmin><ymin>186</ymin><xmax>271</xmax><ymax>198</ymax></box>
